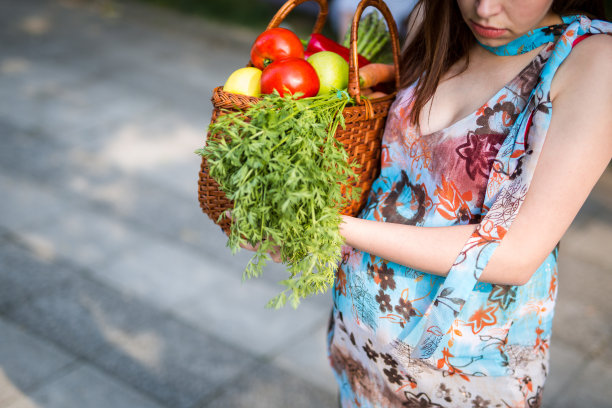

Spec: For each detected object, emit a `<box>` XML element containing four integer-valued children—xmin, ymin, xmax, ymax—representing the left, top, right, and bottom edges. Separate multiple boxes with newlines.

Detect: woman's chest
<box><xmin>417</xmin><ymin>47</ymin><xmax>545</xmax><ymax>136</ymax></box>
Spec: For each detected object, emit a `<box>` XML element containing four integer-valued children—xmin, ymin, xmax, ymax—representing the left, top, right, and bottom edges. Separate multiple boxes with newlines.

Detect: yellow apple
<box><xmin>223</xmin><ymin>67</ymin><xmax>262</xmax><ymax>97</ymax></box>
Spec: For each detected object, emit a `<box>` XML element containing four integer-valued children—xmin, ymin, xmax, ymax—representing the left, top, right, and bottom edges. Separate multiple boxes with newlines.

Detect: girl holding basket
<box><xmin>329</xmin><ymin>0</ymin><xmax>611</xmax><ymax>406</ymax></box>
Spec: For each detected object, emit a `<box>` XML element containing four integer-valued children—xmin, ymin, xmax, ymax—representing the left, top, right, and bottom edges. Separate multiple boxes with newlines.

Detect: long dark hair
<box><xmin>400</xmin><ymin>0</ymin><xmax>606</xmax><ymax>127</ymax></box>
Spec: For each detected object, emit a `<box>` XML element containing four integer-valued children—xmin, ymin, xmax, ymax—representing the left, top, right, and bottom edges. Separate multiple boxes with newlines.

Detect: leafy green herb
<box><xmin>196</xmin><ymin>91</ymin><xmax>358</xmax><ymax>309</ymax></box>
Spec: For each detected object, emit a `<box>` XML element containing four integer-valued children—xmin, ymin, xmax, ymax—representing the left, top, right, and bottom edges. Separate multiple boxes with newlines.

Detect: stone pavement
<box><xmin>0</xmin><ymin>1</ymin><xmax>610</xmax><ymax>407</ymax></box>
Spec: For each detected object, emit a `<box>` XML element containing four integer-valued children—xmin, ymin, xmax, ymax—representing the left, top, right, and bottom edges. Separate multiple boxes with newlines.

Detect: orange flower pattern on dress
<box><xmin>434</xmin><ymin>175</ymin><xmax>473</xmax><ymax>223</ymax></box>
<box><xmin>466</xmin><ymin>305</ymin><xmax>499</xmax><ymax>334</ymax></box>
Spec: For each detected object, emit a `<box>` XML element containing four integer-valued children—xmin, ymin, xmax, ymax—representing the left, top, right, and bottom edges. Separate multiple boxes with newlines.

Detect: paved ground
<box><xmin>0</xmin><ymin>1</ymin><xmax>610</xmax><ymax>407</ymax></box>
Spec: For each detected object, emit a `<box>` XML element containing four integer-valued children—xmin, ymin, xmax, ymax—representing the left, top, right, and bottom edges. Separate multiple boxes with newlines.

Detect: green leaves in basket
<box><xmin>196</xmin><ymin>91</ymin><xmax>359</xmax><ymax>309</ymax></box>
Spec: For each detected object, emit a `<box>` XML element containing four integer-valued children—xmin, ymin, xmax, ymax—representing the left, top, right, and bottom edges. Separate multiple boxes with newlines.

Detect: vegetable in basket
<box><xmin>359</xmin><ymin>63</ymin><xmax>395</xmax><ymax>89</ymax></box>
<box><xmin>304</xmin><ymin>33</ymin><xmax>371</xmax><ymax>67</ymax></box>
<box><xmin>196</xmin><ymin>91</ymin><xmax>358</xmax><ymax>309</ymax></box>
<box><xmin>342</xmin><ymin>11</ymin><xmax>393</xmax><ymax>64</ymax></box>
<box><xmin>260</xmin><ymin>57</ymin><xmax>320</xmax><ymax>98</ymax></box>
<box><xmin>250</xmin><ymin>27</ymin><xmax>304</xmax><ymax>69</ymax></box>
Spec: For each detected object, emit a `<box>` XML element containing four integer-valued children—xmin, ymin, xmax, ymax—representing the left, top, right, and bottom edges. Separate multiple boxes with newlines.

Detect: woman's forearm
<box><xmin>339</xmin><ymin>215</ymin><xmax>528</xmax><ymax>285</ymax></box>
<box><xmin>340</xmin><ymin>215</ymin><xmax>476</xmax><ymax>275</ymax></box>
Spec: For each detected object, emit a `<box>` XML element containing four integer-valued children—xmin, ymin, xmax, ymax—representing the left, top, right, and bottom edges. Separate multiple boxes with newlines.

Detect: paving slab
<box><xmin>172</xmin><ymin>272</ymin><xmax>331</xmax><ymax>357</ymax></box>
<box><xmin>0</xmin><ymin>173</ymin><xmax>70</xmax><ymax>232</ymax></box>
<box><xmin>73</xmin><ymin>171</ymin><xmax>240</xmax><ymax>266</ymax></box>
<box><xmin>4</xmin><ymin>364</ymin><xmax>164</xmax><ymax>408</ymax></box>
<box><xmin>0</xmin><ymin>118</ymin><xmax>65</xmax><ymax>182</ymax></box>
<box><xmin>90</xmin><ymin>237</ymin><xmax>228</xmax><ymax>311</ymax></box>
<box><xmin>93</xmin><ymin>232</ymin><xmax>332</xmax><ymax>356</ymax></box>
<box><xmin>0</xmin><ymin>0</ymin><xmax>116</xmax><ymax>63</ymax></box>
<box><xmin>272</xmin><ymin>318</ymin><xmax>338</xmax><ymax>394</ymax></box>
<box><xmin>0</xmin><ymin>116</ymin><xmax>102</xmax><ymax>191</ymax></box>
<box><xmin>0</xmin><ymin>0</ymin><xmax>253</xmax><ymax>117</ymax></box>
<box><xmin>4</xmin><ymin>270</ymin><xmax>256</xmax><ymax>408</ymax></box>
<box><xmin>550</xmin><ymin>356</ymin><xmax>612</xmax><ymax>408</ymax></box>
<box><xmin>0</xmin><ymin>56</ymin><xmax>86</xmax><ymax>107</ymax></box>
<box><xmin>560</xmin><ymin>219</ymin><xmax>612</xmax><ymax>270</ymax></box>
<box><xmin>543</xmin><ymin>337</ymin><xmax>590</xmax><ymax>408</ymax></box>
<box><xmin>66</xmin><ymin>107</ymin><xmax>208</xmax><ymax>198</ymax></box>
<box><xmin>5</xmin><ymin>156</ymin><xmax>238</xmax><ymax>274</ymax></box>
<box><xmin>17</xmin><ymin>148</ymin><xmax>267</xmax><ymax>278</ymax></box>
<box><xmin>0</xmin><ymin>174</ymin><xmax>70</xmax><ymax>230</ymax></box>
<box><xmin>0</xmin><ymin>62</ymin><xmax>159</xmax><ymax>138</ymax></box>
<box><xmin>91</xmin><ymin>320</ymin><xmax>256</xmax><ymax>408</ymax></box>
<box><xmin>552</xmin><ymin>254</ymin><xmax>612</xmax><ymax>355</ymax></box>
<box><xmin>203</xmin><ymin>361</ymin><xmax>337</xmax><ymax>408</ymax></box>
<box><xmin>0</xmin><ymin>318</ymin><xmax>75</xmax><ymax>407</ymax></box>
<box><xmin>15</xmin><ymin>206</ymin><xmax>144</xmax><ymax>270</ymax></box>
<box><xmin>0</xmin><ymin>241</ymin><xmax>73</xmax><ymax>312</ymax></box>
<box><xmin>96</xmin><ymin>1</ymin><xmax>255</xmax><ymax>97</ymax></box>
<box><xmin>4</xmin><ymin>271</ymin><xmax>144</xmax><ymax>358</ymax></box>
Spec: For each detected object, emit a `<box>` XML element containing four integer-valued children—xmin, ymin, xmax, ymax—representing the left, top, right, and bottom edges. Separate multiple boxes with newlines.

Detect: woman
<box><xmin>329</xmin><ymin>0</ymin><xmax>611</xmax><ymax>407</ymax></box>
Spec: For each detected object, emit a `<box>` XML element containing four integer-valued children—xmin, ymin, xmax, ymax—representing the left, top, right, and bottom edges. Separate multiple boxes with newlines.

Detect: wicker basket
<box><xmin>198</xmin><ymin>0</ymin><xmax>401</xmax><ymax>235</ymax></box>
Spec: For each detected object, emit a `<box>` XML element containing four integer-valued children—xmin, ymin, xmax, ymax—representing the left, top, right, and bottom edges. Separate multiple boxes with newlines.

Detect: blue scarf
<box><xmin>479</xmin><ymin>15</ymin><xmax>578</xmax><ymax>56</ymax></box>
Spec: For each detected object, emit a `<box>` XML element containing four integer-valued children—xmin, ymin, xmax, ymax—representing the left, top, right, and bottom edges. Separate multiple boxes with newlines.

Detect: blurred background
<box><xmin>0</xmin><ymin>0</ymin><xmax>611</xmax><ymax>407</ymax></box>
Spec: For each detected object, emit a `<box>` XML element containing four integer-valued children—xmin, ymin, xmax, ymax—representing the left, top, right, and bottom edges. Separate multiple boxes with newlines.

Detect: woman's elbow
<box><xmin>482</xmin><ymin>252</ymin><xmax>542</xmax><ymax>286</ymax></box>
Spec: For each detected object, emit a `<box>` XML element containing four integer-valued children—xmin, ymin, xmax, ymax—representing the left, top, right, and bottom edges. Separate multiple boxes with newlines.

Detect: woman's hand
<box><xmin>225</xmin><ymin>210</ymin><xmax>282</xmax><ymax>263</ymax></box>
<box><xmin>239</xmin><ymin>241</ymin><xmax>282</xmax><ymax>263</ymax></box>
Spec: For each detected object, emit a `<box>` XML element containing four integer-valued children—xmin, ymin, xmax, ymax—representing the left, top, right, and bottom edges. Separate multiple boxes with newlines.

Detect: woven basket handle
<box><xmin>266</xmin><ymin>0</ymin><xmax>328</xmax><ymax>34</ymax></box>
<box><xmin>347</xmin><ymin>0</ymin><xmax>401</xmax><ymax>105</ymax></box>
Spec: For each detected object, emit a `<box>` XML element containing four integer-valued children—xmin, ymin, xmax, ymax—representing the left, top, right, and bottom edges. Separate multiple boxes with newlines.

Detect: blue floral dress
<box><xmin>328</xmin><ymin>16</ymin><xmax>611</xmax><ymax>408</ymax></box>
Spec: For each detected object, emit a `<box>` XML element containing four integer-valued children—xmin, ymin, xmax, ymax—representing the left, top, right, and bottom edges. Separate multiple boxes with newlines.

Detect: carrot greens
<box><xmin>196</xmin><ymin>91</ymin><xmax>357</xmax><ymax>308</ymax></box>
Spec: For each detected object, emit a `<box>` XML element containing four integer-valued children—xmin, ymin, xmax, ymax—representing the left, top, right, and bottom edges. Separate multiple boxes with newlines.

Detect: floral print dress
<box><xmin>327</xmin><ymin>16</ymin><xmax>612</xmax><ymax>407</ymax></box>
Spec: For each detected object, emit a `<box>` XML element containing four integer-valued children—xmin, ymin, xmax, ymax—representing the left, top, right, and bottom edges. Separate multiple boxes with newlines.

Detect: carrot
<box><xmin>366</xmin><ymin>91</ymin><xmax>388</xmax><ymax>99</ymax></box>
<box><xmin>359</xmin><ymin>63</ymin><xmax>395</xmax><ymax>89</ymax></box>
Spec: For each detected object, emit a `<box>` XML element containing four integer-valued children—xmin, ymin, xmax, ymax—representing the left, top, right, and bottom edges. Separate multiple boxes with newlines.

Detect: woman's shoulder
<box><xmin>551</xmin><ymin>33</ymin><xmax>612</xmax><ymax>101</ymax></box>
<box><xmin>563</xmin><ymin>32</ymin><xmax>612</xmax><ymax>69</ymax></box>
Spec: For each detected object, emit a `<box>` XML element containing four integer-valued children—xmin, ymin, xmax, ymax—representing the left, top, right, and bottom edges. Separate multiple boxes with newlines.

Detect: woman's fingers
<box><xmin>230</xmin><ymin>211</ymin><xmax>281</xmax><ymax>262</ymax></box>
<box><xmin>269</xmin><ymin>247</ymin><xmax>281</xmax><ymax>263</ymax></box>
<box><xmin>239</xmin><ymin>241</ymin><xmax>281</xmax><ymax>263</ymax></box>
<box><xmin>239</xmin><ymin>241</ymin><xmax>260</xmax><ymax>251</ymax></box>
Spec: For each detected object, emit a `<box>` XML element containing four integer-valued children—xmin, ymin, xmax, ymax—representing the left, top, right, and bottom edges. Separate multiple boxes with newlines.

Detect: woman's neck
<box><xmin>540</xmin><ymin>11</ymin><xmax>564</xmax><ymax>27</ymax></box>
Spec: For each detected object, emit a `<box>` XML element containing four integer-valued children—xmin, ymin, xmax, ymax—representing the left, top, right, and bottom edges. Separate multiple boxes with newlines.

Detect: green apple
<box><xmin>307</xmin><ymin>51</ymin><xmax>349</xmax><ymax>95</ymax></box>
<box><xmin>223</xmin><ymin>67</ymin><xmax>262</xmax><ymax>97</ymax></box>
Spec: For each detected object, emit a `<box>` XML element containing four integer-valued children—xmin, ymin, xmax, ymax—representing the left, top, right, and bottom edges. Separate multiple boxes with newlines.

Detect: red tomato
<box><xmin>250</xmin><ymin>28</ymin><xmax>305</xmax><ymax>69</ymax></box>
<box><xmin>260</xmin><ymin>58</ymin><xmax>320</xmax><ymax>98</ymax></box>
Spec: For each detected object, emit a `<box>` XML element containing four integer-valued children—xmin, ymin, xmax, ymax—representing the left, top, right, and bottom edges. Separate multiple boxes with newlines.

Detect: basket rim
<box><xmin>212</xmin><ymin>86</ymin><xmax>397</xmax><ymax>106</ymax></box>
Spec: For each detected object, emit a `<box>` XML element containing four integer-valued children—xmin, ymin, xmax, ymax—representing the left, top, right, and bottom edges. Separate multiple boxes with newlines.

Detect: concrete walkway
<box><xmin>0</xmin><ymin>1</ymin><xmax>610</xmax><ymax>407</ymax></box>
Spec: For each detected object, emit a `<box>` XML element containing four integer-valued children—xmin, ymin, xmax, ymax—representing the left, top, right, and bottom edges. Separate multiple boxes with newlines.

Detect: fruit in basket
<box><xmin>307</xmin><ymin>51</ymin><xmax>349</xmax><ymax>95</ymax></box>
<box><xmin>250</xmin><ymin>27</ymin><xmax>305</xmax><ymax>69</ymax></box>
<box><xmin>261</xmin><ymin>58</ymin><xmax>319</xmax><ymax>98</ymax></box>
<box><xmin>223</xmin><ymin>67</ymin><xmax>262</xmax><ymax>97</ymax></box>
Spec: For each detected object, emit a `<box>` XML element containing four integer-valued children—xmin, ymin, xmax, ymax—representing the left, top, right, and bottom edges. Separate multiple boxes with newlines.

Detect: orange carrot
<box><xmin>359</xmin><ymin>63</ymin><xmax>395</xmax><ymax>89</ymax></box>
<box><xmin>362</xmin><ymin>87</ymin><xmax>374</xmax><ymax>96</ymax></box>
<box><xmin>366</xmin><ymin>91</ymin><xmax>388</xmax><ymax>99</ymax></box>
